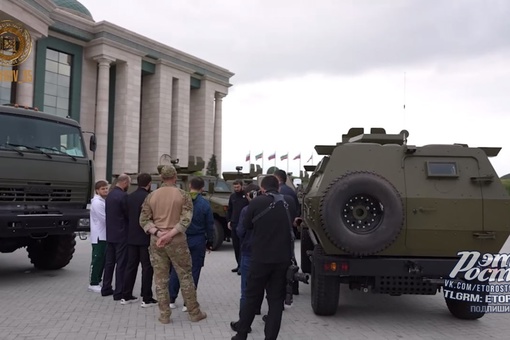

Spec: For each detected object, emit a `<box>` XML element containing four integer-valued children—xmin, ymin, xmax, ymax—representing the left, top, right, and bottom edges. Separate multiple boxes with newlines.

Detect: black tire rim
<box><xmin>341</xmin><ymin>194</ymin><xmax>383</xmax><ymax>234</ymax></box>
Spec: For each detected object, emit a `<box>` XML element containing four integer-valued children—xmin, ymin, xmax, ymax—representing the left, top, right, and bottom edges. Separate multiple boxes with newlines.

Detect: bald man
<box><xmin>101</xmin><ymin>174</ymin><xmax>131</xmax><ymax>301</ymax></box>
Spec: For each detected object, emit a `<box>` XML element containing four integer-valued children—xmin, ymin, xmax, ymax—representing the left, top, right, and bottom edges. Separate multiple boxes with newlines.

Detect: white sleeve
<box><xmin>91</xmin><ymin>199</ymin><xmax>106</xmax><ymax>222</ymax></box>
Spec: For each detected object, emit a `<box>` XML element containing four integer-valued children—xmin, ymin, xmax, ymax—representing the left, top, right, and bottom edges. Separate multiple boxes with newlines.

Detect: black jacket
<box><xmin>227</xmin><ymin>191</ymin><xmax>249</xmax><ymax>226</ymax></box>
<box><xmin>127</xmin><ymin>187</ymin><xmax>150</xmax><ymax>246</ymax></box>
<box><xmin>105</xmin><ymin>186</ymin><xmax>129</xmax><ymax>243</ymax></box>
<box><xmin>243</xmin><ymin>190</ymin><xmax>297</xmax><ymax>264</ymax></box>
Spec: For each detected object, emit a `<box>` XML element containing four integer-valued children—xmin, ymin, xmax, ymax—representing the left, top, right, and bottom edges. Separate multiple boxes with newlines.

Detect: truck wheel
<box><xmin>300</xmin><ymin>227</ymin><xmax>313</xmax><ymax>274</ymax></box>
<box><xmin>27</xmin><ymin>234</ymin><xmax>76</xmax><ymax>270</ymax></box>
<box><xmin>211</xmin><ymin>219</ymin><xmax>224</xmax><ymax>250</ymax></box>
<box><xmin>445</xmin><ymin>297</ymin><xmax>487</xmax><ymax>320</ymax></box>
<box><xmin>320</xmin><ymin>171</ymin><xmax>404</xmax><ymax>256</ymax></box>
<box><xmin>311</xmin><ymin>245</ymin><xmax>340</xmax><ymax>316</ymax></box>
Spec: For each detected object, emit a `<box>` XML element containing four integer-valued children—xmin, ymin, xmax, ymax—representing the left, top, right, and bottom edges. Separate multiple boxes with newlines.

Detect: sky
<box><xmin>79</xmin><ymin>0</ymin><xmax>510</xmax><ymax>177</ymax></box>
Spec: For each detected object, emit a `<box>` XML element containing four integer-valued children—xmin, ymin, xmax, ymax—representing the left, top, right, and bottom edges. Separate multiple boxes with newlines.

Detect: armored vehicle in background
<box><xmin>223</xmin><ymin>164</ymin><xmax>263</xmax><ymax>188</ymax></box>
<box><xmin>114</xmin><ymin>155</ymin><xmax>231</xmax><ymax>250</ymax></box>
<box><xmin>300</xmin><ymin>127</ymin><xmax>510</xmax><ymax>320</ymax></box>
<box><xmin>0</xmin><ymin>105</ymin><xmax>95</xmax><ymax>270</ymax></box>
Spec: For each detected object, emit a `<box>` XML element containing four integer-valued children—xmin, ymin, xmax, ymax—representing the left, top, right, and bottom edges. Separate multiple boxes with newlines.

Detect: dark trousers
<box><xmin>231</xmin><ymin>223</ymin><xmax>240</xmax><ymax>267</ymax></box>
<box><xmin>169</xmin><ymin>234</ymin><xmax>206</xmax><ymax>301</ymax></box>
<box><xmin>122</xmin><ymin>244</ymin><xmax>154</xmax><ymax>301</ymax></box>
<box><xmin>237</xmin><ymin>261</ymin><xmax>289</xmax><ymax>340</ymax></box>
<box><xmin>89</xmin><ymin>240</ymin><xmax>107</xmax><ymax>285</ymax></box>
<box><xmin>102</xmin><ymin>241</ymin><xmax>127</xmax><ymax>299</ymax></box>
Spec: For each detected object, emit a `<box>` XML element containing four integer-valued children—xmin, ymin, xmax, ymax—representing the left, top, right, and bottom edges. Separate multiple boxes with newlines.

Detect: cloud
<box><xmin>81</xmin><ymin>0</ymin><xmax>510</xmax><ymax>83</ymax></box>
<box><xmin>78</xmin><ymin>0</ymin><xmax>510</xmax><ymax>178</ymax></box>
<box><xmin>220</xmin><ymin>56</ymin><xmax>510</xmax><ymax>177</ymax></box>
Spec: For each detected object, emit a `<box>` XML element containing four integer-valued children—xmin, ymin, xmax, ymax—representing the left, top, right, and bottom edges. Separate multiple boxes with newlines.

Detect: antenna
<box><xmin>403</xmin><ymin>72</ymin><xmax>406</xmax><ymax>129</ymax></box>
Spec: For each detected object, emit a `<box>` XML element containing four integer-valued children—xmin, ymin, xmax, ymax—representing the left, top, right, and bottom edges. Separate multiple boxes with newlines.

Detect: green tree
<box><xmin>206</xmin><ymin>154</ymin><xmax>219</xmax><ymax>177</ymax></box>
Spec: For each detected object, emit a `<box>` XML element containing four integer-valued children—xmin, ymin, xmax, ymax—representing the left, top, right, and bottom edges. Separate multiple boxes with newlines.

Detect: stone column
<box><xmin>139</xmin><ymin>61</ymin><xmax>173</xmax><ymax>173</ymax></box>
<box><xmin>16</xmin><ymin>33</ymin><xmax>39</xmax><ymax>107</ymax></box>
<box><xmin>93</xmin><ymin>56</ymin><xmax>115</xmax><ymax>181</ymax></box>
<box><xmin>214</xmin><ymin>92</ymin><xmax>225</xmax><ymax>174</ymax></box>
<box><xmin>112</xmin><ymin>57</ymin><xmax>142</xmax><ymax>175</ymax></box>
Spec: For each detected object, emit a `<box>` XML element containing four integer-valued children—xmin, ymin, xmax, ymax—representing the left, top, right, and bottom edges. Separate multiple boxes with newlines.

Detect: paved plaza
<box><xmin>1</xmin><ymin>237</ymin><xmax>510</xmax><ymax>340</ymax></box>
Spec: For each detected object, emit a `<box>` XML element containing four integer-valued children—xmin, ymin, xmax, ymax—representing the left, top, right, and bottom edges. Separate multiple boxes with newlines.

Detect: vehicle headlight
<box><xmin>79</xmin><ymin>218</ymin><xmax>90</xmax><ymax>227</ymax></box>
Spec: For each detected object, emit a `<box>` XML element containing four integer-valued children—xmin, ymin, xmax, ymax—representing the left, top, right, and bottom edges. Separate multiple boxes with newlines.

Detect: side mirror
<box><xmin>89</xmin><ymin>134</ymin><xmax>97</xmax><ymax>152</ymax></box>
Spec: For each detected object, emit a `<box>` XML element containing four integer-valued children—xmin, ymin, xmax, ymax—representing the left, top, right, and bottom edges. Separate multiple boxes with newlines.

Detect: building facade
<box><xmin>1</xmin><ymin>0</ymin><xmax>233</xmax><ymax>180</ymax></box>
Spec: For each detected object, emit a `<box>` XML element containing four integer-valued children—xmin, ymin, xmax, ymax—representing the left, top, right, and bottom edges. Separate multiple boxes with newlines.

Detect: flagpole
<box><xmin>287</xmin><ymin>153</ymin><xmax>289</xmax><ymax>173</ymax></box>
<box><xmin>262</xmin><ymin>152</ymin><xmax>264</xmax><ymax>173</ymax></box>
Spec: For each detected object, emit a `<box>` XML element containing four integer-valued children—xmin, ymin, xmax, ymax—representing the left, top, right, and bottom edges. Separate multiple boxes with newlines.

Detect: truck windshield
<box><xmin>204</xmin><ymin>179</ymin><xmax>231</xmax><ymax>193</ymax></box>
<box><xmin>0</xmin><ymin>112</ymin><xmax>86</xmax><ymax>157</ymax></box>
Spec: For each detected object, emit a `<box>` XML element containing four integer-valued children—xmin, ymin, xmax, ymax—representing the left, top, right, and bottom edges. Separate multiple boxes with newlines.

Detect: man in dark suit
<box><xmin>231</xmin><ymin>175</ymin><xmax>296</xmax><ymax>340</ymax></box>
<box><xmin>101</xmin><ymin>173</ymin><xmax>130</xmax><ymax>301</ymax></box>
<box><xmin>121</xmin><ymin>173</ymin><xmax>157</xmax><ymax>307</ymax></box>
<box><xmin>227</xmin><ymin>180</ymin><xmax>249</xmax><ymax>274</ymax></box>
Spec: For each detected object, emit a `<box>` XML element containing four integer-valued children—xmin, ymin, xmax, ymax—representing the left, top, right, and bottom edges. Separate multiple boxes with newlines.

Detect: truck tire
<box><xmin>211</xmin><ymin>219</ymin><xmax>225</xmax><ymax>251</ymax></box>
<box><xmin>27</xmin><ymin>234</ymin><xmax>76</xmax><ymax>270</ymax></box>
<box><xmin>445</xmin><ymin>297</ymin><xmax>487</xmax><ymax>320</ymax></box>
<box><xmin>320</xmin><ymin>171</ymin><xmax>404</xmax><ymax>256</ymax></box>
<box><xmin>300</xmin><ymin>227</ymin><xmax>313</xmax><ymax>274</ymax></box>
<box><xmin>444</xmin><ymin>279</ymin><xmax>488</xmax><ymax>320</ymax></box>
<box><xmin>311</xmin><ymin>245</ymin><xmax>340</xmax><ymax>316</ymax></box>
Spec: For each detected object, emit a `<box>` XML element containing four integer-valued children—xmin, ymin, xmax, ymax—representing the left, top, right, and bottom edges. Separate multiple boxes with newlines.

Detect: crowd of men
<box><xmin>87</xmin><ymin>166</ymin><xmax>300</xmax><ymax>340</ymax></box>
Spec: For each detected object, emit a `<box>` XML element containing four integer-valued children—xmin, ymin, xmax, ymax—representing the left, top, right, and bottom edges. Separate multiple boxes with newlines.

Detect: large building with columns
<box><xmin>1</xmin><ymin>0</ymin><xmax>233</xmax><ymax>180</ymax></box>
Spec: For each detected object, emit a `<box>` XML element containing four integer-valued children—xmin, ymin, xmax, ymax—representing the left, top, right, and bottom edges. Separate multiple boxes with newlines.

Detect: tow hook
<box><xmin>405</xmin><ymin>260</ymin><xmax>423</xmax><ymax>274</ymax></box>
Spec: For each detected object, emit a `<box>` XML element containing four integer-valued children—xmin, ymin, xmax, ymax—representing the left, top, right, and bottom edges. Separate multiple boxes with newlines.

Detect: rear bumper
<box><xmin>0</xmin><ymin>209</ymin><xmax>90</xmax><ymax>238</ymax></box>
<box><xmin>315</xmin><ymin>252</ymin><xmax>459</xmax><ymax>278</ymax></box>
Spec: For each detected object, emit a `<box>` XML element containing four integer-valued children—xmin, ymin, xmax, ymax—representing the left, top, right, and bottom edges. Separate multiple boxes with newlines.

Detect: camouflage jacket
<box><xmin>139</xmin><ymin>182</ymin><xmax>193</xmax><ymax>234</ymax></box>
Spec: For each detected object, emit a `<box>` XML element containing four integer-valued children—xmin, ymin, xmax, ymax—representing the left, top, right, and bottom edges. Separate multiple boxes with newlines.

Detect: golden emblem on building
<box><xmin>0</xmin><ymin>20</ymin><xmax>32</xmax><ymax>67</ymax></box>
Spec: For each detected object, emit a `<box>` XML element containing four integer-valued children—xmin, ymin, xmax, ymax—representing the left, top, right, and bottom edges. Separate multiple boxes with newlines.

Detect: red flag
<box><xmin>268</xmin><ymin>153</ymin><xmax>276</xmax><ymax>160</ymax></box>
<box><xmin>293</xmin><ymin>154</ymin><xmax>301</xmax><ymax>160</ymax></box>
<box><xmin>245</xmin><ymin>153</ymin><xmax>250</xmax><ymax>162</ymax></box>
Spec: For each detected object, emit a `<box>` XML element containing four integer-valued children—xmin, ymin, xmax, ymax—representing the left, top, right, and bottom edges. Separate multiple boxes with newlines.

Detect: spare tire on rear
<box><xmin>320</xmin><ymin>171</ymin><xmax>404</xmax><ymax>256</ymax></box>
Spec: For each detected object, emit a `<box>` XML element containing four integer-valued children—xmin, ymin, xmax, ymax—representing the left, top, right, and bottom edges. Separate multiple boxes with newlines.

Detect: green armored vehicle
<box><xmin>223</xmin><ymin>164</ymin><xmax>263</xmax><ymax>188</ymax></box>
<box><xmin>114</xmin><ymin>155</ymin><xmax>231</xmax><ymax>250</ymax></box>
<box><xmin>300</xmin><ymin>127</ymin><xmax>510</xmax><ymax>320</ymax></box>
<box><xmin>0</xmin><ymin>105</ymin><xmax>95</xmax><ymax>270</ymax></box>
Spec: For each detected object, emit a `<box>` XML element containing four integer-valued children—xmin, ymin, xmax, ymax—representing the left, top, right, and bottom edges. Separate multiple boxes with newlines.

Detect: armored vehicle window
<box><xmin>426</xmin><ymin>162</ymin><xmax>458</xmax><ymax>177</ymax></box>
<box><xmin>202</xmin><ymin>179</ymin><xmax>231</xmax><ymax>193</ymax></box>
<box><xmin>0</xmin><ymin>112</ymin><xmax>85</xmax><ymax>157</ymax></box>
<box><xmin>213</xmin><ymin>180</ymin><xmax>231</xmax><ymax>193</ymax></box>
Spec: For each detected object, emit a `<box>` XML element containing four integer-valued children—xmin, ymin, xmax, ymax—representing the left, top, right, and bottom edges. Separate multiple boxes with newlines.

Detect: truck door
<box><xmin>404</xmin><ymin>155</ymin><xmax>483</xmax><ymax>251</ymax></box>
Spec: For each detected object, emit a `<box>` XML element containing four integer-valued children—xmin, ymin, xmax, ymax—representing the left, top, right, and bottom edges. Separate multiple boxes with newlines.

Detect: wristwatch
<box><xmin>154</xmin><ymin>229</ymin><xmax>160</xmax><ymax>237</ymax></box>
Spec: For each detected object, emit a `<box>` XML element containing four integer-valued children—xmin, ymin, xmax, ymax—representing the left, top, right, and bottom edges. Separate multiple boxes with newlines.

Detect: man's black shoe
<box><xmin>101</xmin><ymin>289</ymin><xmax>113</xmax><ymax>297</ymax></box>
<box><xmin>255</xmin><ymin>310</ymin><xmax>261</xmax><ymax>315</ymax></box>
<box><xmin>113</xmin><ymin>295</ymin><xmax>122</xmax><ymax>301</ymax></box>
<box><xmin>231</xmin><ymin>335</ymin><xmax>247</xmax><ymax>340</ymax></box>
<box><xmin>231</xmin><ymin>267</ymin><xmax>239</xmax><ymax>273</ymax></box>
<box><xmin>230</xmin><ymin>321</ymin><xmax>251</xmax><ymax>333</ymax></box>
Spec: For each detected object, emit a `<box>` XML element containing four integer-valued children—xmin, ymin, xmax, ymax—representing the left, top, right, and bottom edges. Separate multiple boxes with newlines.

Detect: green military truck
<box><xmin>114</xmin><ymin>156</ymin><xmax>232</xmax><ymax>250</ymax></box>
<box><xmin>300</xmin><ymin>127</ymin><xmax>510</xmax><ymax>320</ymax></box>
<box><xmin>0</xmin><ymin>105</ymin><xmax>95</xmax><ymax>270</ymax></box>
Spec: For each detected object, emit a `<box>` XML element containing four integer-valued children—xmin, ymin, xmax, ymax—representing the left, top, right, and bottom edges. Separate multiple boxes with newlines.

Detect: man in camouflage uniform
<box><xmin>139</xmin><ymin>165</ymin><xmax>207</xmax><ymax>324</ymax></box>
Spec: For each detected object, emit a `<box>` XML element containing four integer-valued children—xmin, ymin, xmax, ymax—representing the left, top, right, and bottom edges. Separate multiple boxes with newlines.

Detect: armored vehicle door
<box><xmin>404</xmin><ymin>148</ymin><xmax>484</xmax><ymax>253</ymax></box>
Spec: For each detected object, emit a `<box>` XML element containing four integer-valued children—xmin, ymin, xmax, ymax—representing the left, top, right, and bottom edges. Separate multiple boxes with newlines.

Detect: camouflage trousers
<box><xmin>149</xmin><ymin>236</ymin><xmax>200</xmax><ymax>318</ymax></box>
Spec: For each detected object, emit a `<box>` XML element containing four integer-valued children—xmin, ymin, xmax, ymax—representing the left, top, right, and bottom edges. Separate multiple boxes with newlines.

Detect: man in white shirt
<box><xmin>88</xmin><ymin>180</ymin><xmax>109</xmax><ymax>293</ymax></box>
